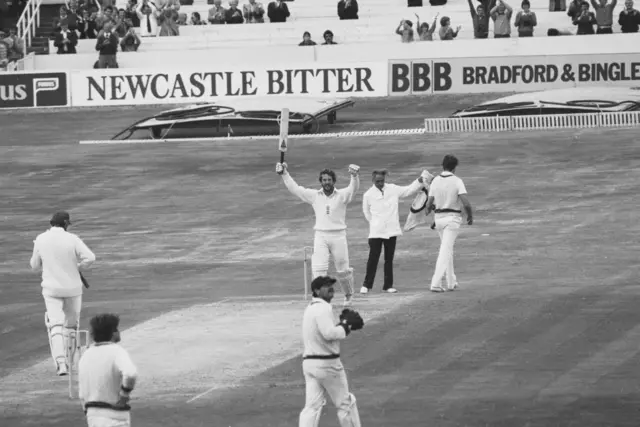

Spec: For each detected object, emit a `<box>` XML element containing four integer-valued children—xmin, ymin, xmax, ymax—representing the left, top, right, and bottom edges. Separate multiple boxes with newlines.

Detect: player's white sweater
<box><xmin>282</xmin><ymin>171</ymin><xmax>359</xmax><ymax>232</ymax></box>
<box><xmin>302</xmin><ymin>298</ymin><xmax>347</xmax><ymax>358</ymax></box>
<box><xmin>30</xmin><ymin>227</ymin><xmax>96</xmax><ymax>298</ymax></box>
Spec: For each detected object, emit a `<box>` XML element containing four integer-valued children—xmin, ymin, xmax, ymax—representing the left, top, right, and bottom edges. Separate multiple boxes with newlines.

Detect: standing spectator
<box><xmin>158</xmin><ymin>7</ymin><xmax>180</xmax><ymax>36</ymax></box>
<box><xmin>514</xmin><ymin>0</ymin><xmax>537</xmax><ymax>36</ymax></box>
<box><xmin>415</xmin><ymin>12</ymin><xmax>438</xmax><ymax>40</ymax></box>
<box><xmin>120</xmin><ymin>26</ymin><xmax>141</xmax><ymax>51</ymax></box>
<box><xmin>54</xmin><ymin>23</ymin><xmax>78</xmax><ymax>54</ymax></box>
<box><xmin>115</xmin><ymin>10</ymin><xmax>130</xmax><ymax>37</ymax></box>
<box><xmin>491</xmin><ymin>0</ymin><xmax>513</xmax><ymax>37</ymax></box>
<box><xmin>78</xmin><ymin>10</ymin><xmax>98</xmax><ymax>38</ymax></box>
<box><xmin>96</xmin><ymin>7</ymin><xmax>116</xmax><ymax>29</ymax></box>
<box><xmin>618</xmin><ymin>0</ymin><xmax>640</xmax><ymax>32</ymax></box>
<box><xmin>66</xmin><ymin>0</ymin><xmax>83</xmax><ymax>18</ymax></box>
<box><xmin>190</xmin><ymin>11</ymin><xmax>207</xmax><ymax>24</ymax></box>
<box><xmin>395</xmin><ymin>19</ymin><xmax>414</xmax><ymax>42</ymax></box>
<box><xmin>360</xmin><ymin>169</ymin><xmax>424</xmax><ymax>295</ymax></box>
<box><xmin>95</xmin><ymin>21</ymin><xmax>119</xmax><ymax>68</ymax></box>
<box><xmin>467</xmin><ymin>0</ymin><xmax>490</xmax><ymax>38</ymax></box>
<box><xmin>338</xmin><ymin>0</ymin><xmax>359</xmax><ymax>20</ymax></box>
<box><xmin>52</xmin><ymin>7</ymin><xmax>70</xmax><ymax>34</ymax></box>
<box><xmin>137</xmin><ymin>0</ymin><xmax>159</xmax><ymax>36</ymax></box>
<box><xmin>322</xmin><ymin>29</ymin><xmax>338</xmax><ymax>44</ymax></box>
<box><xmin>550</xmin><ymin>0</ymin><xmax>567</xmax><ymax>11</ymax></box>
<box><xmin>267</xmin><ymin>0</ymin><xmax>290</xmax><ymax>22</ymax></box>
<box><xmin>299</xmin><ymin>31</ymin><xmax>316</xmax><ymax>45</ymax></box>
<box><xmin>439</xmin><ymin>15</ymin><xmax>461</xmax><ymax>39</ymax></box>
<box><xmin>590</xmin><ymin>0</ymin><xmax>617</xmax><ymax>33</ymax></box>
<box><xmin>124</xmin><ymin>0</ymin><xmax>141</xmax><ymax>27</ymax></box>
<box><xmin>226</xmin><ymin>0</ymin><xmax>244</xmax><ymax>23</ymax></box>
<box><xmin>572</xmin><ymin>1</ymin><xmax>597</xmax><ymax>33</ymax></box>
<box><xmin>243</xmin><ymin>0</ymin><xmax>265</xmax><ymax>23</ymax></box>
<box><xmin>208</xmin><ymin>0</ymin><xmax>227</xmax><ymax>24</ymax></box>
<box><xmin>5</xmin><ymin>28</ymin><xmax>24</xmax><ymax>61</ymax></box>
<box><xmin>567</xmin><ymin>0</ymin><xmax>583</xmax><ymax>18</ymax></box>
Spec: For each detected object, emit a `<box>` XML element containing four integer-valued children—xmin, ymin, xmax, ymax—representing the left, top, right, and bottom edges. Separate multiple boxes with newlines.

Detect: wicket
<box><xmin>67</xmin><ymin>329</ymin><xmax>89</xmax><ymax>400</ymax></box>
<box><xmin>303</xmin><ymin>246</ymin><xmax>313</xmax><ymax>300</ymax></box>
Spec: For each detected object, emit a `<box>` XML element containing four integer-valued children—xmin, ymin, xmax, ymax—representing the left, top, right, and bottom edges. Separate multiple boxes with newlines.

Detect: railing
<box><xmin>6</xmin><ymin>52</ymin><xmax>37</xmax><ymax>72</ymax></box>
<box><xmin>16</xmin><ymin>0</ymin><xmax>44</xmax><ymax>53</ymax></box>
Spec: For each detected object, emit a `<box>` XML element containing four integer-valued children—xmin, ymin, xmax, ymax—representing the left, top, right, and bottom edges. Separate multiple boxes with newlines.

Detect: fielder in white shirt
<box><xmin>425</xmin><ymin>155</ymin><xmax>473</xmax><ymax>292</ymax></box>
<box><xmin>277</xmin><ymin>162</ymin><xmax>360</xmax><ymax>307</ymax></box>
<box><xmin>299</xmin><ymin>276</ymin><xmax>363</xmax><ymax>427</ymax></box>
<box><xmin>360</xmin><ymin>169</ymin><xmax>427</xmax><ymax>294</ymax></box>
<box><xmin>30</xmin><ymin>211</ymin><xmax>96</xmax><ymax>376</ymax></box>
<box><xmin>79</xmin><ymin>313</ymin><xmax>138</xmax><ymax>427</ymax></box>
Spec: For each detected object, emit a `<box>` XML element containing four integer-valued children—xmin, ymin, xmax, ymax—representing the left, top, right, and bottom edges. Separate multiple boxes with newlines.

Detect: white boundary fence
<box><xmin>423</xmin><ymin>112</ymin><xmax>640</xmax><ymax>133</ymax></box>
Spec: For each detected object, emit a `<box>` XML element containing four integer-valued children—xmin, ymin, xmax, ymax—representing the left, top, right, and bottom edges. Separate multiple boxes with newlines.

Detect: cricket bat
<box><xmin>278</xmin><ymin>108</ymin><xmax>289</xmax><ymax>163</ymax></box>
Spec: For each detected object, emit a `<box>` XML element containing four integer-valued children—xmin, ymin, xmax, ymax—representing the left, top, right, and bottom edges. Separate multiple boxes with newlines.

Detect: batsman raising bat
<box><xmin>276</xmin><ymin>161</ymin><xmax>360</xmax><ymax>307</ymax></box>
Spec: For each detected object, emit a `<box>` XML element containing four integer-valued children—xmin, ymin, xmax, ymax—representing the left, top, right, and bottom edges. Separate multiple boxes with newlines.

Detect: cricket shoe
<box><xmin>384</xmin><ymin>288</ymin><xmax>398</xmax><ymax>293</ymax></box>
<box><xmin>447</xmin><ymin>283</ymin><xmax>459</xmax><ymax>291</ymax></box>
<box><xmin>430</xmin><ymin>286</ymin><xmax>445</xmax><ymax>293</ymax></box>
<box><xmin>359</xmin><ymin>287</ymin><xmax>369</xmax><ymax>294</ymax></box>
<box><xmin>343</xmin><ymin>295</ymin><xmax>353</xmax><ymax>307</ymax></box>
<box><xmin>56</xmin><ymin>361</ymin><xmax>68</xmax><ymax>376</ymax></box>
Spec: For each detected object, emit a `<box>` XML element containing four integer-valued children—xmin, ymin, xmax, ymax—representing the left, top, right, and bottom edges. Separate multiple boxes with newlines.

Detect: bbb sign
<box><xmin>0</xmin><ymin>72</ymin><xmax>69</xmax><ymax>109</ymax></box>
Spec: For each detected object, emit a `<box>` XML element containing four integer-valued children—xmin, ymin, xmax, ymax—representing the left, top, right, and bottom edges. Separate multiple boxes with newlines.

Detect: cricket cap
<box><xmin>50</xmin><ymin>211</ymin><xmax>71</xmax><ymax>227</ymax></box>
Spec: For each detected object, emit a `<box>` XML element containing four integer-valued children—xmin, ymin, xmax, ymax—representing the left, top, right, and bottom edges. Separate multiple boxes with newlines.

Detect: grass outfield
<box><xmin>1</xmin><ymin>95</ymin><xmax>640</xmax><ymax>427</ymax></box>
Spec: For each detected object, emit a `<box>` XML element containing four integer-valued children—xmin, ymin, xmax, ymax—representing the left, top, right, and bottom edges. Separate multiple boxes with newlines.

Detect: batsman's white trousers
<box><xmin>43</xmin><ymin>294</ymin><xmax>82</xmax><ymax>366</ymax></box>
<box><xmin>86</xmin><ymin>408</ymin><xmax>131</xmax><ymax>427</ymax></box>
<box><xmin>312</xmin><ymin>230</ymin><xmax>350</xmax><ymax>277</ymax></box>
<box><xmin>430</xmin><ymin>214</ymin><xmax>461</xmax><ymax>289</ymax></box>
<box><xmin>299</xmin><ymin>359</ymin><xmax>361</xmax><ymax>427</ymax></box>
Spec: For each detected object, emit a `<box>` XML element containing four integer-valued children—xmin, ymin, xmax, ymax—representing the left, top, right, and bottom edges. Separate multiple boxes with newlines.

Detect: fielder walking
<box><xmin>299</xmin><ymin>276</ymin><xmax>364</xmax><ymax>427</ymax></box>
<box><xmin>277</xmin><ymin>162</ymin><xmax>360</xmax><ymax>307</ymax></box>
<box><xmin>30</xmin><ymin>211</ymin><xmax>96</xmax><ymax>376</ymax></box>
<box><xmin>360</xmin><ymin>169</ymin><xmax>428</xmax><ymax>294</ymax></box>
<box><xmin>79</xmin><ymin>313</ymin><xmax>138</xmax><ymax>427</ymax></box>
<box><xmin>425</xmin><ymin>155</ymin><xmax>473</xmax><ymax>292</ymax></box>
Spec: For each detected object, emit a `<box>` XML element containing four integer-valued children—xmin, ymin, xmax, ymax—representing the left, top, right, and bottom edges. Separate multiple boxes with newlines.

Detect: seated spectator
<box><xmin>137</xmin><ymin>0</ymin><xmax>159</xmax><ymax>36</ymax></box>
<box><xmin>338</xmin><ymin>0</ymin><xmax>359</xmax><ymax>20</ymax></box>
<box><xmin>415</xmin><ymin>12</ymin><xmax>438</xmax><ymax>40</ymax></box>
<box><xmin>299</xmin><ymin>31</ymin><xmax>316</xmax><ymax>45</ymax></box>
<box><xmin>5</xmin><ymin>27</ymin><xmax>24</xmax><ymax>61</ymax></box>
<box><xmin>439</xmin><ymin>15</ymin><xmax>461</xmax><ymax>39</ymax></box>
<box><xmin>177</xmin><ymin>13</ymin><xmax>188</xmax><ymax>24</ymax></box>
<box><xmin>54</xmin><ymin>23</ymin><xmax>78</xmax><ymax>53</ymax></box>
<box><xmin>208</xmin><ymin>0</ymin><xmax>227</xmax><ymax>24</ymax></box>
<box><xmin>396</xmin><ymin>19</ymin><xmax>415</xmax><ymax>42</ymax></box>
<box><xmin>618</xmin><ymin>0</ymin><xmax>640</xmax><ymax>32</ymax></box>
<box><xmin>244</xmin><ymin>0</ymin><xmax>265</xmax><ymax>23</ymax></box>
<box><xmin>268</xmin><ymin>0</ymin><xmax>290</xmax><ymax>22</ymax></box>
<box><xmin>572</xmin><ymin>1</ymin><xmax>597</xmax><ymax>33</ymax></box>
<box><xmin>466</xmin><ymin>0</ymin><xmax>490</xmax><ymax>38</ymax></box>
<box><xmin>567</xmin><ymin>0</ymin><xmax>583</xmax><ymax>18</ymax></box>
<box><xmin>158</xmin><ymin>7</ymin><xmax>180</xmax><ymax>36</ymax></box>
<box><xmin>322</xmin><ymin>29</ymin><xmax>338</xmax><ymax>44</ymax></box>
<box><xmin>591</xmin><ymin>0</ymin><xmax>617</xmax><ymax>33</ymax></box>
<box><xmin>95</xmin><ymin>21</ymin><xmax>119</xmax><ymax>68</ymax></box>
<box><xmin>491</xmin><ymin>0</ymin><xmax>513</xmax><ymax>37</ymax></box>
<box><xmin>549</xmin><ymin>0</ymin><xmax>567</xmax><ymax>11</ymax></box>
<box><xmin>78</xmin><ymin>10</ymin><xmax>98</xmax><ymax>38</ymax></box>
<box><xmin>124</xmin><ymin>0</ymin><xmax>141</xmax><ymax>27</ymax></box>
<box><xmin>190</xmin><ymin>11</ymin><xmax>207</xmax><ymax>24</ymax></box>
<box><xmin>120</xmin><ymin>26</ymin><xmax>141</xmax><ymax>51</ymax></box>
<box><xmin>514</xmin><ymin>0</ymin><xmax>537</xmax><ymax>36</ymax></box>
<box><xmin>226</xmin><ymin>0</ymin><xmax>244</xmax><ymax>23</ymax></box>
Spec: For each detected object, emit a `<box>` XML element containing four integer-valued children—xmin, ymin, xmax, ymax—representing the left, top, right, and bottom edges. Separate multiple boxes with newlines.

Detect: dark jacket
<box><xmin>337</xmin><ymin>0</ymin><xmax>358</xmax><ymax>19</ymax></box>
<box><xmin>225</xmin><ymin>7</ymin><xmax>244</xmax><ymax>23</ymax></box>
<box><xmin>267</xmin><ymin>1</ymin><xmax>290</xmax><ymax>22</ymax></box>
<box><xmin>54</xmin><ymin>30</ymin><xmax>78</xmax><ymax>54</ymax></box>
<box><xmin>618</xmin><ymin>8</ymin><xmax>640</xmax><ymax>32</ymax></box>
<box><xmin>572</xmin><ymin>11</ymin><xmax>597</xmax><ymax>33</ymax></box>
<box><xmin>95</xmin><ymin>30</ymin><xmax>119</xmax><ymax>55</ymax></box>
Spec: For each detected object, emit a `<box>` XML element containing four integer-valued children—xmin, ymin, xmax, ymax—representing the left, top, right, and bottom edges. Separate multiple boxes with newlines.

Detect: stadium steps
<box><xmin>29</xmin><ymin>4</ymin><xmax>64</xmax><ymax>55</ymax></box>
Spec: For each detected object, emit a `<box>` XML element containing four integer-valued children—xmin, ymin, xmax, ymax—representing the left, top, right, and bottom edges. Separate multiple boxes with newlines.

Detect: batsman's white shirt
<box><xmin>429</xmin><ymin>172</ymin><xmax>468</xmax><ymax>214</ymax></box>
<box><xmin>302</xmin><ymin>297</ymin><xmax>347</xmax><ymax>357</ymax></box>
<box><xmin>30</xmin><ymin>227</ymin><xmax>96</xmax><ymax>298</ymax></box>
<box><xmin>282</xmin><ymin>172</ymin><xmax>359</xmax><ymax>231</ymax></box>
<box><xmin>362</xmin><ymin>180</ymin><xmax>423</xmax><ymax>239</ymax></box>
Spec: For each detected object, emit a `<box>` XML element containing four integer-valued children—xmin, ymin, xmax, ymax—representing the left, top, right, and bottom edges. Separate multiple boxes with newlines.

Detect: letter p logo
<box><xmin>30</xmin><ymin>73</ymin><xmax>68</xmax><ymax>107</ymax></box>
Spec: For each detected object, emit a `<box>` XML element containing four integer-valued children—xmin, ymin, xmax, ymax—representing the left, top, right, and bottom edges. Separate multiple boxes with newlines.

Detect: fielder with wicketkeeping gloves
<box><xmin>277</xmin><ymin>162</ymin><xmax>360</xmax><ymax>307</ymax></box>
<box><xmin>299</xmin><ymin>276</ymin><xmax>364</xmax><ymax>427</ymax></box>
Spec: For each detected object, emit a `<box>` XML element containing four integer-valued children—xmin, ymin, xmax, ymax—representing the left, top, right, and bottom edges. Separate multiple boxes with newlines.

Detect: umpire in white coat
<box><xmin>299</xmin><ymin>276</ymin><xmax>363</xmax><ymax>427</ymax></box>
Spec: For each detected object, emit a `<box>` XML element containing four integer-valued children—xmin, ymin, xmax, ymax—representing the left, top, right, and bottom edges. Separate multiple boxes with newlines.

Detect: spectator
<box><xmin>124</xmin><ymin>0</ymin><xmax>141</xmax><ymax>27</ymax></box>
<box><xmin>5</xmin><ymin>27</ymin><xmax>24</xmax><ymax>61</ymax></box>
<box><xmin>137</xmin><ymin>0</ymin><xmax>159</xmax><ymax>36</ymax></box>
<box><xmin>322</xmin><ymin>29</ymin><xmax>338</xmax><ymax>44</ymax></box>
<box><xmin>572</xmin><ymin>1</ymin><xmax>597</xmax><ymax>33</ymax></box>
<box><xmin>190</xmin><ymin>11</ymin><xmax>207</xmax><ymax>24</ymax></box>
<box><xmin>415</xmin><ymin>12</ymin><xmax>438</xmax><ymax>40</ymax></box>
<box><xmin>547</xmin><ymin>27</ymin><xmax>573</xmax><ymax>34</ymax></box>
<box><xmin>78</xmin><ymin>10</ymin><xmax>98</xmax><ymax>38</ymax></box>
<box><xmin>208</xmin><ymin>0</ymin><xmax>227</xmax><ymax>24</ymax></box>
<box><xmin>439</xmin><ymin>15</ymin><xmax>461</xmax><ymax>39</ymax></box>
<box><xmin>590</xmin><ymin>0</ymin><xmax>617</xmax><ymax>33</ymax></box>
<box><xmin>0</xmin><ymin>31</ymin><xmax>9</xmax><ymax>71</ymax></box>
<box><xmin>226</xmin><ymin>0</ymin><xmax>244</xmax><ymax>23</ymax></box>
<box><xmin>466</xmin><ymin>0</ymin><xmax>490</xmax><ymax>38</ymax></box>
<box><xmin>66</xmin><ymin>0</ymin><xmax>83</xmax><ymax>17</ymax></box>
<box><xmin>567</xmin><ymin>0</ymin><xmax>583</xmax><ymax>18</ymax></box>
<box><xmin>95</xmin><ymin>21</ymin><xmax>119</xmax><ymax>68</ymax></box>
<box><xmin>338</xmin><ymin>0</ymin><xmax>359</xmax><ymax>20</ymax></box>
<box><xmin>491</xmin><ymin>0</ymin><xmax>513</xmax><ymax>37</ymax></box>
<box><xmin>618</xmin><ymin>0</ymin><xmax>640</xmax><ymax>32</ymax></box>
<box><xmin>54</xmin><ymin>23</ymin><xmax>78</xmax><ymax>53</ymax></box>
<box><xmin>514</xmin><ymin>0</ymin><xmax>537</xmax><ymax>36</ymax></box>
<box><xmin>115</xmin><ymin>10</ymin><xmax>130</xmax><ymax>37</ymax></box>
<box><xmin>177</xmin><ymin>12</ymin><xmax>188</xmax><ymax>24</ymax></box>
<box><xmin>299</xmin><ymin>31</ymin><xmax>316</xmax><ymax>45</ymax></box>
<box><xmin>96</xmin><ymin>6</ymin><xmax>116</xmax><ymax>29</ymax></box>
<box><xmin>159</xmin><ymin>0</ymin><xmax>181</xmax><ymax>11</ymax></box>
<box><xmin>52</xmin><ymin>7</ymin><xmax>70</xmax><ymax>34</ymax></box>
<box><xmin>120</xmin><ymin>26</ymin><xmax>141</xmax><ymax>51</ymax></box>
<box><xmin>396</xmin><ymin>19</ymin><xmax>415</xmax><ymax>42</ymax></box>
<box><xmin>267</xmin><ymin>0</ymin><xmax>290</xmax><ymax>22</ymax></box>
<box><xmin>158</xmin><ymin>7</ymin><xmax>180</xmax><ymax>36</ymax></box>
<box><xmin>550</xmin><ymin>0</ymin><xmax>567</xmax><ymax>11</ymax></box>
<box><xmin>244</xmin><ymin>0</ymin><xmax>265</xmax><ymax>23</ymax></box>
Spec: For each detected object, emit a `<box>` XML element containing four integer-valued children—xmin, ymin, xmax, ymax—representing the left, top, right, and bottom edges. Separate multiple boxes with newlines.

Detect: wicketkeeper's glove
<box><xmin>340</xmin><ymin>308</ymin><xmax>364</xmax><ymax>331</ymax></box>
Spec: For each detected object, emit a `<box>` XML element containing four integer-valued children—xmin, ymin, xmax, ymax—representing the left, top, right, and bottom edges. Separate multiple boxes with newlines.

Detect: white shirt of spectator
<box><xmin>282</xmin><ymin>171</ymin><xmax>359</xmax><ymax>232</ymax></box>
<box><xmin>302</xmin><ymin>297</ymin><xmax>347</xmax><ymax>358</ymax></box>
<box><xmin>136</xmin><ymin>1</ymin><xmax>159</xmax><ymax>36</ymax></box>
<box><xmin>362</xmin><ymin>179</ymin><xmax>422</xmax><ymax>239</ymax></box>
<box><xmin>30</xmin><ymin>227</ymin><xmax>96</xmax><ymax>298</ymax></box>
<box><xmin>61</xmin><ymin>30</ymin><xmax>69</xmax><ymax>52</ymax></box>
<box><xmin>428</xmin><ymin>171</ymin><xmax>468</xmax><ymax>213</ymax></box>
<box><xmin>79</xmin><ymin>342</ymin><xmax>138</xmax><ymax>417</ymax></box>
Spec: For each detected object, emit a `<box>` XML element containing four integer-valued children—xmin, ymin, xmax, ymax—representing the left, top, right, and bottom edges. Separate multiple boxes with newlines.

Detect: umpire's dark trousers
<box><xmin>362</xmin><ymin>237</ymin><xmax>397</xmax><ymax>290</ymax></box>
